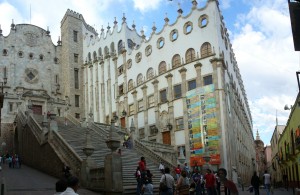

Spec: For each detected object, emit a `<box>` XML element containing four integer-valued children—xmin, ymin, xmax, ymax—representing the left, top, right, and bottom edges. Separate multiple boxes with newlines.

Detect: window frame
<box><xmin>173</xmin><ymin>84</ymin><xmax>182</xmax><ymax>99</ymax></box>
<box><xmin>188</xmin><ymin>79</ymin><xmax>196</xmax><ymax>91</ymax></box>
<box><xmin>160</xmin><ymin>89</ymin><xmax>167</xmax><ymax>103</ymax></box>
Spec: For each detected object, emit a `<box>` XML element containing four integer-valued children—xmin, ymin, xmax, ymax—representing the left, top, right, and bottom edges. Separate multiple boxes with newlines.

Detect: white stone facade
<box><xmin>0</xmin><ymin>0</ymin><xmax>255</xmax><ymax>181</ymax></box>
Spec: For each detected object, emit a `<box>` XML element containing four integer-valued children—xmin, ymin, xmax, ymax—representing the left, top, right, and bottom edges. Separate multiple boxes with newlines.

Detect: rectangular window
<box><xmin>173</xmin><ymin>84</ymin><xmax>182</xmax><ymax>99</ymax></box>
<box><xmin>203</xmin><ymin>75</ymin><xmax>213</xmax><ymax>85</ymax></box>
<box><xmin>9</xmin><ymin>103</ymin><xmax>13</xmax><ymax>112</ymax></box>
<box><xmin>160</xmin><ymin>89</ymin><xmax>167</xmax><ymax>103</ymax></box>
<box><xmin>118</xmin><ymin>65</ymin><xmax>124</xmax><ymax>76</ymax></box>
<box><xmin>74</xmin><ymin>69</ymin><xmax>79</xmax><ymax>89</ymax></box>
<box><xmin>75</xmin><ymin>113</ymin><xmax>80</xmax><ymax>119</ymax></box>
<box><xmin>188</xmin><ymin>79</ymin><xmax>196</xmax><ymax>91</ymax></box>
<box><xmin>119</xmin><ymin>84</ymin><xmax>124</xmax><ymax>96</ymax></box>
<box><xmin>74</xmin><ymin>54</ymin><xmax>79</xmax><ymax>63</ymax></box>
<box><xmin>139</xmin><ymin>128</ymin><xmax>145</xmax><ymax>138</ymax></box>
<box><xmin>55</xmin><ymin>75</ymin><xmax>59</xmax><ymax>84</ymax></box>
<box><xmin>138</xmin><ymin>100</ymin><xmax>143</xmax><ymax>112</ymax></box>
<box><xmin>129</xmin><ymin>104</ymin><xmax>134</xmax><ymax>115</ymax></box>
<box><xmin>73</xmin><ymin>30</ymin><xmax>78</xmax><ymax>42</ymax></box>
<box><xmin>150</xmin><ymin>125</ymin><xmax>158</xmax><ymax>136</ymax></box>
<box><xmin>75</xmin><ymin>95</ymin><xmax>80</xmax><ymax>107</ymax></box>
<box><xmin>175</xmin><ymin>118</ymin><xmax>184</xmax><ymax>131</ymax></box>
<box><xmin>148</xmin><ymin>95</ymin><xmax>155</xmax><ymax>108</ymax></box>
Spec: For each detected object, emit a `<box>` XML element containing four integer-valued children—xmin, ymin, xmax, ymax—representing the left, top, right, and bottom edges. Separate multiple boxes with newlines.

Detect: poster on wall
<box><xmin>186</xmin><ymin>84</ymin><xmax>221</xmax><ymax>166</ymax></box>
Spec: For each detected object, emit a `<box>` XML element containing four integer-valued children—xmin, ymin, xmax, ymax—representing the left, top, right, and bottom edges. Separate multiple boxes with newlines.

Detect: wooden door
<box><xmin>162</xmin><ymin>131</ymin><xmax>171</xmax><ymax>145</ymax></box>
<box><xmin>120</xmin><ymin>117</ymin><xmax>126</xmax><ymax>128</ymax></box>
<box><xmin>32</xmin><ymin>105</ymin><xmax>42</xmax><ymax>115</ymax></box>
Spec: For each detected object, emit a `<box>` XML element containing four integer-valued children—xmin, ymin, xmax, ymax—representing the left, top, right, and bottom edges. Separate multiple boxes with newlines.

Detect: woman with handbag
<box><xmin>159</xmin><ymin>167</ymin><xmax>175</xmax><ymax>195</ymax></box>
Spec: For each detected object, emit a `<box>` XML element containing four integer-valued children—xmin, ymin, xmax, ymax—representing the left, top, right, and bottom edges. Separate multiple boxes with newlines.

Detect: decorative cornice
<box><xmin>151</xmin><ymin>79</ymin><xmax>159</xmax><ymax>85</ymax></box>
<box><xmin>165</xmin><ymin>73</ymin><xmax>173</xmax><ymax>79</ymax></box>
<box><xmin>178</xmin><ymin>67</ymin><xmax>187</xmax><ymax>74</ymax></box>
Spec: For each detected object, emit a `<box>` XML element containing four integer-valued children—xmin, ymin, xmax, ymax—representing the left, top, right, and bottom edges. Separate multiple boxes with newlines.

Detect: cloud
<box><xmin>231</xmin><ymin>0</ymin><xmax>298</xmax><ymax>144</ymax></box>
<box><xmin>132</xmin><ymin>0</ymin><xmax>162</xmax><ymax>13</ymax></box>
<box><xmin>0</xmin><ymin>2</ymin><xmax>23</xmax><ymax>36</ymax></box>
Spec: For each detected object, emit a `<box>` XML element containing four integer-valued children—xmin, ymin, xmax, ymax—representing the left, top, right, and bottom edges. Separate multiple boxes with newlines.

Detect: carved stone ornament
<box><xmin>24</xmin><ymin>68</ymin><xmax>39</xmax><ymax>83</ymax></box>
<box><xmin>24</xmin><ymin>32</ymin><xmax>38</xmax><ymax>47</ymax></box>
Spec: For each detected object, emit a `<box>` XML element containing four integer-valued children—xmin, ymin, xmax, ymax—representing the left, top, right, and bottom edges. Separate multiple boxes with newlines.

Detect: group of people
<box><xmin>0</xmin><ymin>153</ymin><xmax>22</xmax><ymax>169</ymax></box>
<box><xmin>136</xmin><ymin>158</ymin><xmax>239</xmax><ymax>195</ymax></box>
<box><xmin>250</xmin><ymin>170</ymin><xmax>272</xmax><ymax>195</ymax></box>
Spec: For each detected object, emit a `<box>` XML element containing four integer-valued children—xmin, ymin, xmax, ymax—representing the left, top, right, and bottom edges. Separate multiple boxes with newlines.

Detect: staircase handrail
<box><xmin>134</xmin><ymin>139</ymin><xmax>176</xmax><ymax>173</ymax></box>
<box><xmin>27</xmin><ymin>114</ymin><xmax>44</xmax><ymax>144</ymax></box>
<box><xmin>139</xmin><ymin>140</ymin><xmax>176</xmax><ymax>153</ymax></box>
<box><xmin>66</xmin><ymin>113</ymin><xmax>81</xmax><ymax>126</ymax></box>
<box><xmin>49</xmin><ymin>130</ymin><xmax>82</xmax><ymax>176</ymax></box>
<box><xmin>17</xmin><ymin>110</ymin><xmax>27</xmax><ymax>127</ymax></box>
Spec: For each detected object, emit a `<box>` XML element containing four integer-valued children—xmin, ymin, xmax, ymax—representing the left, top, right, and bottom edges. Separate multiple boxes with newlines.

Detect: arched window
<box><xmin>93</xmin><ymin>51</ymin><xmax>97</xmax><ymax>61</ymax></box>
<box><xmin>104</xmin><ymin>46</ymin><xmax>109</xmax><ymax>56</ymax></box>
<box><xmin>158</xmin><ymin>61</ymin><xmax>167</xmax><ymax>75</ymax></box>
<box><xmin>128</xmin><ymin>39</ymin><xmax>134</xmax><ymax>50</ymax></box>
<box><xmin>185</xmin><ymin>48</ymin><xmax>195</xmax><ymax>63</ymax></box>
<box><xmin>88</xmin><ymin>52</ymin><xmax>91</xmax><ymax>62</ymax></box>
<box><xmin>137</xmin><ymin>74</ymin><xmax>143</xmax><ymax>86</ymax></box>
<box><xmin>118</xmin><ymin>40</ymin><xmax>123</xmax><ymax>54</ymax></box>
<box><xmin>200</xmin><ymin>42</ymin><xmax>212</xmax><ymax>58</ymax></box>
<box><xmin>110</xmin><ymin>42</ymin><xmax>115</xmax><ymax>55</ymax></box>
<box><xmin>98</xmin><ymin>48</ymin><xmax>103</xmax><ymax>57</ymax></box>
<box><xmin>172</xmin><ymin>54</ymin><xmax>181</xmax><ymax>68</ymax></box>
<box><xmin>147</xmin><ymin>68</ymin><xmax>154</xmax><ymax>80</ymax></box>
<box><xmin>128</xmin><ymin>79</ymin><xmax>134</xmax><ymax>91</ymax></box>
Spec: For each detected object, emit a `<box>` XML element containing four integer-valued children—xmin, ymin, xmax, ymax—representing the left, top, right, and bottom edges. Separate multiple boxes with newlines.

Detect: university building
<box><xmin>0</xmin><ymin>0</ymin><xmax>255</xmax><ymax>181</ymax></box>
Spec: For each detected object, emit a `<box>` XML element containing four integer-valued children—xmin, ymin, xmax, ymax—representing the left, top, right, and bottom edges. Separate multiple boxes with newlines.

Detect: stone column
<box><xmin>141</xmin><ymin>84</ymin><xmax>148</xmax><ymax>139</ymax></box>
<box><xmin>151</xmin><ymin>79</ymin><xmax>160</xmax><ymax>141</ymax></box>
<box><xmin>121</xmin><ymin>46</ymin><xmax>128</xmax><ymax>128</ymax></box>
<box><xmin>194</xmin><ymin>62</ymin><xmax>202</xmax><ymax>87</ymax></box>
<box><xmin>131</xmin><ymin>90</ymin><xmax>138</xmax><ymax>139</ymax></box>
<box><xmin>179</xmin><ymin>67</ymin><xmax>190</xmax><ymax>163</ymax></box>
<box><xmin>100</xmin><ymin>59</ymin><xmax>106</xmax><ymax>123</ymax></box>
<box><xmin>95</xmin><ymin>59</ymin><xmax>100</xmax><ymax>122</ymax></box>
<box><xmin>112</xmin><ymin>54</ymin><xmax>120</xmax><ymax>126</ymax></box>
<box><xmin>106</xmin><ymin>55</ymin><xmax>112</xmax><ymax>122</ymax></box>
<box><xmin>210</xmin><ymin>58</ymin><xmax>227</xmax><ymax>171</ymax></box>
<box><xmin>89</xmin><ymin>63</ymin><xmax>94</xmax><ymax>113</ymax></box>
<box><xmin>165</xmin><ymin>73</ymin><xmax>175</xmax><ymax>145</ymax></box>
<box><xmin>84</xmin><ymin>63</ymin><xmax>89</xmax><ymax>118</ymax></box>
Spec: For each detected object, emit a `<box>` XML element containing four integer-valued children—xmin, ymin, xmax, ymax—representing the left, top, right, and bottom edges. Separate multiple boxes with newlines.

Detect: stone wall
<box><xmin>19</xmin><ymin>125</ymin><xmax>64</xmax><ymax>178</ymax></box>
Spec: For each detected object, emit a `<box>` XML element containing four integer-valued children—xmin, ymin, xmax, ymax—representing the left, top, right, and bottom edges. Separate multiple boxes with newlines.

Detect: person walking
<box><xmin>263</xmin><ymin>170</ymin><xmax>271</xmax><ymax>195</ymax></box>
<box><xmin>61</xmin><ymin>176</ymin><xmax>80</xmax><ymax>195</ymax></box>
<box><xmin>175</xmin><ymin>164</ymin><xmax>182</xmax><ymax>181</ymax></box>
<box><xmin>159</xmin><ymin>167</ymin><xmax>175</xmax><ymax>195</ymax></box>
<box><xmin>184</xmin><ymin>163</ymin><xmax>190</xmax><ymax>178</ymax></box>
<box><xmin>138</xmin><ymin>156</ymin><xmax>147</xmax><ymax>183</ymax></box>
<box><xmin>159</xmin><ymin>162</ymin><xmax>165</xmax><ymax>174</ymax></box>
<box><xmin>217</xmin><ymin>168</ymin><xmax>239</xmax><ymax>195</ymax></box>
<box><xmin>204</xmin><ymin>169</ymin><xmax>217</xmax><ymax>195</ymax></box>
<box><xmin>135</xmin><ymin>166</ymin><xmax>142</xmax><ymax>195</ymax></box>
<box><xmin>191</xmin><ymin>168</ymin><xmax>204</xmax><ymax>195</ymax></box>
<box><xmin>251</xmin><ymin>171</ymin><xmax>260</xmax><ymax>195</ymax></box>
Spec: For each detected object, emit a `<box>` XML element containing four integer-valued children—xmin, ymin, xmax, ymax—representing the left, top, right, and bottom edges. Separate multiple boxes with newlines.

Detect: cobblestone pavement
<box><xmin>0</xmin><ymin>163</ymin><xmax>100</xmax><ymax>195</ymax></box>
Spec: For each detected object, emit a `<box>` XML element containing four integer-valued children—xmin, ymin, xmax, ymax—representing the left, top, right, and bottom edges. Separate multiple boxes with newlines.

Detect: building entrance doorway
<box><xmin>32</xmin><ymin>105</ymin><xmax>42</xmax><ymax>115</ymax></box>
<box><xmin>162</xmin><ymin>131</ymin><xmax>171</xmax><ymax>145</ymax></box>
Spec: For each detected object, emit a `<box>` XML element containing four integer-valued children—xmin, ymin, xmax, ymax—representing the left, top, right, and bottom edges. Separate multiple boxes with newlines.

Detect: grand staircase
<box><xmin>21</xmin><ymin>112</ymin><xmax>175</xmax><ymax>194</ymax></box>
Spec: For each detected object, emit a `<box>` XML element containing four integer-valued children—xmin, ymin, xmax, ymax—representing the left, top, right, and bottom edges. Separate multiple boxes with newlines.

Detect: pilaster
<box><xmin>141</xmin><ymin>84</ymin><xmax>148</xmax><ymax>139</ymax></box>
<box><xmin>131</xmin><ymin>90</ymin><xmax>138</xmax><ymax>139</ymax></box>
<box><xmin>194</xmin><ymin>62</ymin><xmax>202</xmax><ymax>87</ymax></box>
<box><xmin>151</xmin><ymin>79</ymin><xmax>160</xmax><ymax>141</ymax></box>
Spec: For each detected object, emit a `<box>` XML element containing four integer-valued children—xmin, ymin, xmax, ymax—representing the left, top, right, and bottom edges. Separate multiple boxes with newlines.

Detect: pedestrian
<box><xmin>135</xmin><ymin>166</ymin><xmax>142</xmax><ymax>195</ymax></box>
<box><xmin>263</xmin><ymin>170</ymin><xmax>271</xmax><ymax>195</ymax></box>
<box><xmin>175</xmin><ymin>164</ymin><xmax>181</xmax><ymax>181</ymax></box>
<box><xmin>191</xmin><ymin>168</ymin><xmax>204</xmax><ymax>195</ymax></box>
<box><xmin>61</xmin><ymin>176</ymin><xmax>80</xmax><ymax>195</ymax></box>
<box><xmin>118</xmin><ymin>148</ymin><xmax>122</xmax><ymax>155</ymax></box>
<box><xmin>251</xmin><ymin>171</ymin><xmax>260</xmax><ymax>195</ymax></box>
<box><xmin>204</xmin><ymin>169</ymin><xmax>217</xmax><ymax>195</ymax></box>
<box><xmin>159</xmin><ymin>162</ymin><xmax>165</xmax><ymax>174</ymax></box>
<box><xmin>143</xmin><ymin>170</ymin><xmax>154</xmax><ymax>195</ymax></box>
<box><xmin>64</xmin><ymin>117</ymin><xmax>68</xmax><ymax>126</ymax></box>
<box><xmin>54</xmin><ymin>178</ymin><xmax>67</xmax><ymax>195</ymax></box>
<box><xmin>217</xmin><ymin>168</ymin><xmax>239</xmax><ymax>195</ymax></box>
<box><xmin>63</xmin><ymin>164</ymin><xmax>71</xmax><ymax>179</ymax></box>
<box><xmin>176</xmin><ymin>169</ymin><xmax>190</xmax><ymax>195</ymax></box>
<box><xmin>138</xmin><ymin>156</ymin><xmax>147</xmax><ymax>183</ymax></box>
<box><xmin>184</xmin><ymin>162</ymin><xmax>190</xmax><ymax>178</ymax></box>
<box><xmin>283</xmin><ymin>174</ymin><xmax>288</xmax><ymax>191</ymax></box>
<box><xmin>159</xmin><ymin>167</ymin><xmax>175</xmax><ymax>195</ymax></box>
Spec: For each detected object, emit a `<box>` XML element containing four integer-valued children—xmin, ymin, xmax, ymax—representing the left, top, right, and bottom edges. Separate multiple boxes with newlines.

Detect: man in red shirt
<box><xmin>138</xmin><ymin>156</ymin><xmax>146</xmax><ymax>182</ymax></box>
<box><xmin>204</xmin><ymin>169</ymin><xmax>217</xmax><ymax>195</ymax></box>
<box><xmin>218</xmin><ymin>168</ymin><xmax>239</xmax><ymax>195</ymax></box>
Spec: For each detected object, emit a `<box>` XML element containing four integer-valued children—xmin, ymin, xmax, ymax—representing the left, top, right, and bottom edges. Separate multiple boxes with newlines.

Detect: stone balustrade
<box><xmin>66</xmin><ymin>113</ymin><xmax>81</xmax><ymax>126</ymax></box>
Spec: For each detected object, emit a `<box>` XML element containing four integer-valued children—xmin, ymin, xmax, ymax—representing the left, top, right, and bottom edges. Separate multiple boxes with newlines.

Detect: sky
<box><xmin>0</xmin><ymin>0</ymin><xmax>299</xmax><ymax>145</ymax></box>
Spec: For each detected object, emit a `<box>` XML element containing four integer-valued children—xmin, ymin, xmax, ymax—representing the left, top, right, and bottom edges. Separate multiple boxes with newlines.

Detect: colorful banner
<box><xmin>186</xmin><ymin>84</ymin><xmax>221</xmax><ymax>166</ymax></box>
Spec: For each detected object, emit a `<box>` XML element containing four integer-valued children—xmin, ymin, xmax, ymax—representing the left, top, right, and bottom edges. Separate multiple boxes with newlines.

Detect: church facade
<box><xmin>0</xmin><ymin>0</ymin><xmax>255</xmax><ymax>181</ymax></box>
